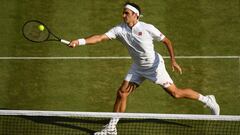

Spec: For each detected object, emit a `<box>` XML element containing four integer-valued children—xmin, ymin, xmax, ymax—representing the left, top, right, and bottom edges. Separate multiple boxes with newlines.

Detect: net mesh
<box><xmin>0</xmin><ymin>110</ymin><xmax>239</xmax><ymax>135</ymax></box>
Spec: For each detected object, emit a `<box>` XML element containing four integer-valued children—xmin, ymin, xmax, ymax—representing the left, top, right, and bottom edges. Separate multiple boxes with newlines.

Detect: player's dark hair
<box><xmin>124</xmin><ymin>2</ymin><xmax>141</xmax><ymax>16</ymax></box>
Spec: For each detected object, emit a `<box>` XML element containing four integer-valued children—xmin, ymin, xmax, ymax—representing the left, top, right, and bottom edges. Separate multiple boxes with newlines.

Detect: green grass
<box><xmin>0</xmin><ymin>0</ymin><xmax>239</xmax><ymax>134</ymax></box>
<box><xmin>0</xmin><ymin>59</ymin><xmax>239</xmax><ymax>115</ymax></box>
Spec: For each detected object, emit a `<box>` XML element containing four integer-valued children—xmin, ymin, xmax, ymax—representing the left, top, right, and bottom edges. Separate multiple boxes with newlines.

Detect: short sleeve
<box><xmin>146</xmin><ymin>24</ymin><xmax>165</xmax><ymax>41</ymax></box>
<box><xmin>105</xmin><ymin>25</ymin><xmax>121</xmax><ymax>40</ymax></box>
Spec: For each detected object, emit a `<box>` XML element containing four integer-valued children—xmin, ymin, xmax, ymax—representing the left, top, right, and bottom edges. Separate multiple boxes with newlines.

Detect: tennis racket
<box><xmin>22</xmin><ymin>20</ymin><xmax>70</xmax><ymax>45</ymax></box>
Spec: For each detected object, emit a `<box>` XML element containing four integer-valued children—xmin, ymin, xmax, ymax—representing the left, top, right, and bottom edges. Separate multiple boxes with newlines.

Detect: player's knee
<box><xmin>171</xmin><ymin>89</ymin><xmax>183</xmax><ymax>99</ymax></box>
<box><xmin>118</xmin><ymin>90</ymin><xmax>129</xmax><ymax>98</ymax></box>
<box><xmin>173</xmin><ymin>93</ymin><xmax>182</xmax><ymax>99</ymax></box>
<box><xmin>117</xmin><ymin>88</ymin><xmax>130</xmax><ymax>98</ymax></box>
<box><xmin>117</xmin><ymin>82</ymin><xmax>137</xmax><ymax>99</ymax></box>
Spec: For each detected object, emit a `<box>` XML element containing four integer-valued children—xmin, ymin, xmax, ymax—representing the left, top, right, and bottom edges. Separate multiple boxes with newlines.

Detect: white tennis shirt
<box><xmin>105</xmin><ymin>21</ymin><xmax>165</xmax><ymax>68</ymax></box>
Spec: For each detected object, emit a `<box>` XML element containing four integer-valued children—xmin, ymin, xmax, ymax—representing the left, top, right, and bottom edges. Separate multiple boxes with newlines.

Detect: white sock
<box><xmin>108</xmin><ymin>117</ymin><xmax>119</xmax><ymax>127</ymax></box>
<box><xmin>198</xmin><ymin>94</ymin><xmax>208</xmax><ymax>104</ymax></box>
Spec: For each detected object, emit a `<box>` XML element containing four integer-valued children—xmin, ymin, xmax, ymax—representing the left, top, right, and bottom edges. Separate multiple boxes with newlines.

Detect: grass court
<box><xmin>0</xmin><ymin>0</ymin><xmax>239</xmax><ymax>134</ymax></box>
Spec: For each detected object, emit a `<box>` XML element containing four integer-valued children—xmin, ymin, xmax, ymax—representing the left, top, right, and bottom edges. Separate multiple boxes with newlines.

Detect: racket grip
<box><xmin>60</xmin><ymin>39</ymin><xmax>70</xmax><ymax>45</ymax></box>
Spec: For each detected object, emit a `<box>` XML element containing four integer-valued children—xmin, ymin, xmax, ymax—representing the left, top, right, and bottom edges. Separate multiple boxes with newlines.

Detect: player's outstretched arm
<box><xmin>69</xmin><ymin>34</ymin><xmax>110</xmax><ymax>48</ymax></box>
<box><xmin>162</xmin><ymin>37</ymin><xmax>182</xmax><ymax>74</ymax></box>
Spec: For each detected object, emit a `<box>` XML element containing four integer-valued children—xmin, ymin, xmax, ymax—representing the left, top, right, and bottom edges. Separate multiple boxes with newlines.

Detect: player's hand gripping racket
<box><xmin>22</xmin><ymin>20</ymin><xmax>70</xmax><ymax>45</ymax></box>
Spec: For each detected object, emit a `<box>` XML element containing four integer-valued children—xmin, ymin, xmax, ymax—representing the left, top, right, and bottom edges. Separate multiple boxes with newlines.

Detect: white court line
<box><xmin>0</xmin><ymin>56</ymin><xmax>239</xmax><ymax>60</ymax></box>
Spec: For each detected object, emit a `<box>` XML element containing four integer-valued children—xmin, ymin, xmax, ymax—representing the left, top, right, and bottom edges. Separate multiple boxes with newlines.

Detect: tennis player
<box><xmin>70</xmin><ymin>2</ymin><xmax>220</xmax><ymax>135</ymax></box>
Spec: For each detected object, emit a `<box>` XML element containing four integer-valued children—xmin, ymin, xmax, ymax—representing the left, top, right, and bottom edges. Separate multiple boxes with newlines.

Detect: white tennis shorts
<box><xmin>125</xmin><ymin>55</ymin><xmax>173</xmax><ymax>88</ymax></box>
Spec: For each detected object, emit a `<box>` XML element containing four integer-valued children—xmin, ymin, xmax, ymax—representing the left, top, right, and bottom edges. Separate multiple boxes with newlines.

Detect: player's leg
<box><xmin>113</xmin><ymin>80</ymin><xmax>138</xmax><ymax>112</ymax></box>
<box><xmin>164</xmin><ymin>84</ymin><xmax>199</xmax><ymax>99</ymax></box>
<box><xmin>113</xmin><ymin>64</ymin><xmax>144</xmax><ymax>113</ymax></box>
<box><xmin>94</xmin><ymin>81</ymin><xmax>137</xmax><ymax>135</ymax></box>
<box><xmin>94</xmin><ymin>81</ymin><xmax>139</xmax><ymax>135</ymax></box>
<box><xmin>164</xmin><ymin>84</ymin><xmax>220</xmax><ymax>115</ymax></box>
<box><xmin>156</xmin><ymin>69</ymin><xmax>220</xmax><ymax>115</ymax></box>
<box><xmin>94</xmin><ymin>81</ymin><xmax>138</xmax><ymax>135</ymax></box>
<box><xmin>149</xmin><ymin>55</ymin><xmax>220</xmax><ymax>115</ymax></box>
<box><xmin>94</xmin><ymin>65</ymin><xmax>143</xmax><ymax>135</ymax></box>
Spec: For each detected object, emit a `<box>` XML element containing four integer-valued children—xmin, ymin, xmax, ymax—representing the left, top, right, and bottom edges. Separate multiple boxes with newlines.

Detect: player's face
<box><xmin>122</xmin><ymin>8</ymin><xmax>137</xmax><ymax>24</ymax></box>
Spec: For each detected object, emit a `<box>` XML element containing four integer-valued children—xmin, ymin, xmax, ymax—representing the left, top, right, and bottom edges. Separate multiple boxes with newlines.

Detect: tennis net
<box><xmin>0</xmin><ymin>110</ymin><xmax>239</xmax><ymax>135</ymax></box>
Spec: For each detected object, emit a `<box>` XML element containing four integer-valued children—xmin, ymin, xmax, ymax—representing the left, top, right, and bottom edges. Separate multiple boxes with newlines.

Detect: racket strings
<box><xmin>23</xmin><ymin>21</ymin><xmax>50</xmax><ymax>42</ymax></box>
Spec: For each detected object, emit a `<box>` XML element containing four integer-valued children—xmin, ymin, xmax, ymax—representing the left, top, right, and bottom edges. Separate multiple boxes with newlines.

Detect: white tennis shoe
<box><xmin>94</xmin><ymin>124</ymin><xmax>117</xmax><ymax>135</ymax></box>
<box><xmin>205</xmin><ymin>95</ymin><xmax>220</xmax><ymax>115</ymax></box>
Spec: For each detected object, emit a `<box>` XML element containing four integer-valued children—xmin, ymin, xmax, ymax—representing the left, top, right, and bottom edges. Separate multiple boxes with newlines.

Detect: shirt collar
<box><xmin>125</xmin><ymin>21</ymin><xmax>140</xmax><ymax>31</ymax></box>
<box><xmin>133</xmin><ymin>21</ymin><xmax>140</xmax><ymax>28</ymax></box>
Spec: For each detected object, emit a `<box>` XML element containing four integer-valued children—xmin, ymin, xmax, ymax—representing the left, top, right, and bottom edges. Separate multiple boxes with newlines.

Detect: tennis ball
<box><xmin>38</xmin><ymin>25</ymin><xmax>45</xmax><ymax>31</ymax></box>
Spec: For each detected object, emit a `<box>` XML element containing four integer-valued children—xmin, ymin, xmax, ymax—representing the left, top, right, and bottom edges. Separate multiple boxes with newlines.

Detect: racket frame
<box><xmin>22</xmin><ymin>20</ymin><xmax>70</xmax><ymax>45</ymax></box>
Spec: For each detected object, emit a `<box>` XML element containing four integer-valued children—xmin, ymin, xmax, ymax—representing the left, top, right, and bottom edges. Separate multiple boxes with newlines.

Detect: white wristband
<box><xmin>78</xmin><ymin>38</ymin><xmax>86</xmax><ymax>46</ymax></box>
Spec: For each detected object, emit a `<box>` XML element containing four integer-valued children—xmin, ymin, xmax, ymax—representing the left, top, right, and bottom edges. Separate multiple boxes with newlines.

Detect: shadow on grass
<box><xmin>17</xmin><ymin>116</ymin><xmax>191</xmax><ymax>135</ymax></box>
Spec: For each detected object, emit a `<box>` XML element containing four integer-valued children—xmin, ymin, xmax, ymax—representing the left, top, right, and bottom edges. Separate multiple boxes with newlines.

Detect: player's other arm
<box><xmin>162</xmin><ymin>37</ymin><xmax>182</xmax><ymax>74</ymax></box>
<box><xmin>147</xmin><ymin>24</ymin><xmax>181</xmax><ymax>74</ymax></box>
<box><xmin>69</xmin><ymin>34</ymin><xmax>110</xmax><ymax>47</ymax></box>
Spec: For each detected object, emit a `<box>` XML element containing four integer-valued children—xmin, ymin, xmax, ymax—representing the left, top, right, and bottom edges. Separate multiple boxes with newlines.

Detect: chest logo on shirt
<box><xmin>138</xmin><ymin>32</ymin><xmax>142</xmax><ymax>36</ymax></box>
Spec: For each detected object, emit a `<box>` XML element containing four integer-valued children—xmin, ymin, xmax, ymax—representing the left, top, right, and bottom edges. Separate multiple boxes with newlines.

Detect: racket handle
<box><xmin>60</xmin><ymin>39</ymin><xmax>70</xmax><ymax>45</ymax></box>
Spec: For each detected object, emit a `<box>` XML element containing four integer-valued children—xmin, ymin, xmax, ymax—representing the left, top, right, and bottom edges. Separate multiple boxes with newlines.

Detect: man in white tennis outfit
<box><xmin>70</xmin><ymin>2</ymin><xmax>220</xmax><ymax>135</ymax></box>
